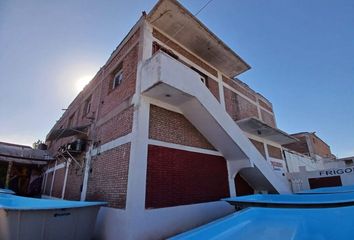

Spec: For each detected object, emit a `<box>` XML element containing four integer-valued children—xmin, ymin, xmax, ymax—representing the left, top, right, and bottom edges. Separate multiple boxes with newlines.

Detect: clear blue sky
<box><xmin>0</xmin><ymin>0</ymin><xmax>353</xmax><ymax>157</ymax></box>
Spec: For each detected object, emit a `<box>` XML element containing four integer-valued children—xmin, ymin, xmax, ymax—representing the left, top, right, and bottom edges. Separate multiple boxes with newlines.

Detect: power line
<box><xmin>195</xmin><ymin>0</ymin><xmax>215</xmax><ymax>16</ymax></box>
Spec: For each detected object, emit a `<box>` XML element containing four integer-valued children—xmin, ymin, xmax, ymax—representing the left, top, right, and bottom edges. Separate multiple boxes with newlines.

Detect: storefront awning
<box><xmin>237</xmin><ymin>118</ymin><xmax>298</xmax><ymax>145</ymax></box>
<box><xmin>46</xmin><ymin>125</ymin><xmax>90</xmax><ymax>141</ymax></box>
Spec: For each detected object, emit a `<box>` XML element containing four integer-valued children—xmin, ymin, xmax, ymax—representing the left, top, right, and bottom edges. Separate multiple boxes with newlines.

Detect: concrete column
<box><xmin>62</xmin><ymin>159</ymin><xmax>71</xmax><ymax>199</ymax></box>
<box><xmin>217</xmin><ymin>72</ymin><xmax>226</xmax><ymax>110</ymax></box>
<box><xmin>81</xmin><ymin>149</ymin><xmax>92</xmax><ymax>201</ymax></box>
<box><xmin>49</xmin><ymin>159</ymin><xmax>57</xmax><ymax>196</ymax></box>
<box><xmin>5</xmin><ymin>161</ymin><xmax>13</xmax><ymax>188</ymax></box>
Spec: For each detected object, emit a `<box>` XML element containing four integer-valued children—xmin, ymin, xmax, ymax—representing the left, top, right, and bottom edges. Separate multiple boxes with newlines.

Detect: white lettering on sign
<box><xmin>319</xmin><ymin>167</ymin><xmax>354</xmax><ymax>176</ymax></box>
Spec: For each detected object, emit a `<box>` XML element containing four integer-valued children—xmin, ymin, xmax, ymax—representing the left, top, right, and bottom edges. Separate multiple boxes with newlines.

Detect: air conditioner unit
<box><xmin>67</xmin><ymin>139</ymin><xmax>86</xmax><ymax>152</ymax></box>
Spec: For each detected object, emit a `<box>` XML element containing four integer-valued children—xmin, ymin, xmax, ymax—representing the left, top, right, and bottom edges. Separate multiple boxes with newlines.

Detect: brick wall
<box><xmin>44</xmin><ymin>27</ymin><xmax>140</xmax><ymax>200</ymax></box>
<box><xmin>258</xmin><ymin>99</ymin><xmax>273</xmax><ymax>112</ymax></box>
<box><xmin>249</xmin><ymin>139</ymin><xmax>266</xmax><ymax>158</ymax></box>
<box><xmin>309</xmin><ymin>134</ymin><xmax>332</xmax><ymax>158</ymax></box>
<box><xmin>47</xmin><ymin>28</ymin><xmax>140</xmax><ymax>155</ymax></box>
<box><xmin>99</xmin><ymin>43</ymin><xmax>139</xmax><ymax>118</ymax></box>
<box><xmin>51</xmin><ymin>167</ymin><xmax>65</xmax><ymax>198</ymax></box>
<box><xmin>222</xmin><ymin>76</ymin><xmax>257</xmax><ymax>102</ymax></box>
<box><xmin>64</xmin><ymin>163</ymin><xmax>84</xmax><ymax>200</ymax></box>
<box><xmin>149</xmin><ymin>105</ymin><xmax>215</xmax><ymax>150</ymax></box>
<box><xmin>283</xmin><ymin>136</ymin><xmax>310</xmax><ymax>156</ymax></box>
<box><xmin>261</xmin><ymin>109</ymin><xmax>276</xmax><ymax>128</ymax></box>
<box><xmin>267</xmin><ymin>145</ymin><xmax>283</xmax><ymax>159</ymax></box>
<box><xmin>86</xmin><ymin>143</ymin><xmax>130</xmax><ymax>208</ymax></box>
<box><xmin>96</xmin><ymin>105</ymin><xmax>134</xmax><ymax>145</ymax></box>
<box><xmin>146</xmin><ymin>145</ymin><xmax>229</xmax><ymax>208</ymax></box>
<box><xmin>224</xmin><ymin>87</ymin><xmax>258</xmax><ymax>121</ymax></box>
<box><xmin>207</xmin><ymin>78</ymin><xmax>220</xmax><ymax>101</ymax></box>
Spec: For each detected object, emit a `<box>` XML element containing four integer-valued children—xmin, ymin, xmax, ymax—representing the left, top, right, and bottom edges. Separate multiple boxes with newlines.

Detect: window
<box><xmin>82</xmin><ymin>95</ymin><xmax>92</xmax><ymax>117</ymax></box>
<box><xmin>112</xmin><ymin>69</ymin><xmax>123</xmax><ymax>89</ymax></box>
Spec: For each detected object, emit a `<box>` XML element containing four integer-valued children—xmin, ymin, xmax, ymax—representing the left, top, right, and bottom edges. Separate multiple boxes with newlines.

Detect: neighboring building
<box><xmin>289</xmin><ymin>156</ymin><xmax>354</xmax><ymax>192</ymax></box>
<box><xmin>42</xmin><ymin>0</ymin><xmax>301</xmax><ymax>239</ymax></box>
<box><xmin>0</xmin><ymin>141</ymin><xmax>52</xmax><ymax>196</ymax></box>
<box><xmin>283</xmin><ymin>132</ymin><xmax>335</xmax><ymax>160</ymax></box>
<box><xmin>282</xmin><ymin>134</ymin><xmax>354</xmax><ymax>192</ymax></box>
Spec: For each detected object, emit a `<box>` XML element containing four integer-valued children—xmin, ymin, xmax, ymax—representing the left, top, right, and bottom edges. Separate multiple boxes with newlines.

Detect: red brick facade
<box><xmin>222</xmin><ymin>76</ymin><xmax>257</xmax><ymax>102</ymax></box>
<box><xmin>146</xmin><ymin>145</ymin><xmax>229</xmax><ymax>208</ymax></box>
<box><xmin>149</xmin><ymin>105</ymin><xmax>215</xmax><ymax>150</ymax></box>
<box><xmin>207</xmin><ymin>78</ymin><xmax>220</xmax><ymax>101</ymax></box>
<box><xmin>284</xmin><ymin>133</ymin><xmax>332</xmax><ymax>158</ymax></box>
<box><xmin>96</xmin><ymin>105</ymin><xmax>134</xmax><ymax>145</ymax></box>
<box><xmin>45</xmin><ymin>28</ymin><xmax>139</xmax><ymax>203</ymax></box>
<box><xmin>43</xmin><ymin>13</ymin><xmax>281</xmax><ymax>214</ymax></box>
<box><xmin>249</xmin><ymin>139</ymin><xmax>266</xmax><ymax>158</ymax></box>
<box><xmin>258</xmin><ymin>99</ymin><xmax>273</xmax><ymax>112</ymax></box>
<box><xmin>64</xmin><ymin>164</ymin><xmax>84</xmax><ymax>200</ymax></box>
<box><xmin>86</xmin><ymin>143</ymin><xmax>131</xmax><ymax>208</ymax></box>
<box><xmin>261</xmin><ymin>109</ymin><xmax>276</xmax><ymax>128</ymax></box>
<box><xmin>99</xmin><ymin>43</ymin><xmax>139</xmax><ymax>118</ymax></box>
<box><xmin>224</xmin><ymin>87</ymin><xmax>259</xmax><ymax>121</ymax></box>
<box><xmin>283</xmin><ymin>136</ymin><xmax>309</xmax><ymax>155</ymax></box>
<box><xmin>308</xmin><ymin>134</ymin><xmax>332</xmax><ymax>158</ymax></box>
<box><xmin>51</xmin><ymin>167</ymin><xmax>65</xmax><ymax>198</ymax></box>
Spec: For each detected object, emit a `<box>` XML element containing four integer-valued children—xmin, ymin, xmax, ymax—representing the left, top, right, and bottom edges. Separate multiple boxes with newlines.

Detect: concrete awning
<box><xmin>147</xmin><ymin>0</ymin><xmax>250</xmax><ymax>78</ymax></box>
<box><xmin>237</xmin><ymin>118</ymin><xmax>298</xmax><ymax>145</ymax></box>
<box><xmin>46</xmin><ymin>125</ymin><xmax>89</xmax><ymax>141</ymax></box>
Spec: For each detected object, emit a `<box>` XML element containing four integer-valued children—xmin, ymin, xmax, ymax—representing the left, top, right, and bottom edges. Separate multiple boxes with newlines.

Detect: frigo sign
<box><xmin>319</xmin><ymin>167</ymin><xmax>354</xmax><ymax>176</ymax></box>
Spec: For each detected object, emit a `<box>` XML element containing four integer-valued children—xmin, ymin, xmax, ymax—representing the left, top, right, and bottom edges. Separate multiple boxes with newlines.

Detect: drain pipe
<box><xmin>80</xmin><ymin>147</ymin><xmax>92</xmax><ymax>201</ymax></box>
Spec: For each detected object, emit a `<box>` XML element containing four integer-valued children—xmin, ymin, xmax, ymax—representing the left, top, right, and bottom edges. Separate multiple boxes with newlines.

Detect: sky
<box><xmin>0</xmin><ymin>0</ymin><xmax>353</xmax><ymax>157</ymax></box>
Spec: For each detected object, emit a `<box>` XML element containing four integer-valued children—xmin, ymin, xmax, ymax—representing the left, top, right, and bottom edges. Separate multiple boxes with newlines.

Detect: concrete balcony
<box><xmin>141</xmin><ymin>51</ymin><xmax>291</xmax><ymax>194</ymax></box>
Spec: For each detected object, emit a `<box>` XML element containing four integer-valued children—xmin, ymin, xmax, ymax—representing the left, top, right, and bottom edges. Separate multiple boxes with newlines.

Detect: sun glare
<box><xmin>75</xmin><ymin>75</ymin><xmax>93</xmax><ymax>93</ymax></box>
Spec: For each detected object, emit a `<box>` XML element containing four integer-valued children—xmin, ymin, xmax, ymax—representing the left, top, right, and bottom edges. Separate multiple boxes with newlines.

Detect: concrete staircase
<box><xmin>141</xmin><ymin>51</ymin><xmax>291</xmax><ymax>194</ymax></box>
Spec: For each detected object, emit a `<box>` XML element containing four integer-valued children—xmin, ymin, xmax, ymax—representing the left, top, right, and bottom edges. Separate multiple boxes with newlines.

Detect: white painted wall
<box><xmin>284</xmin><ymin>149</ymin><xmax>325</xmax><ymax>172</ymax></box>
<box><xmin>289</xmin><ymin>166</ymin><xmax>354</xmax><ymax>192</ymax></box>
<box><xmin>94</xmin><ymin>201</ymin><xmax>233</xmax><ymax>240</ymax></box>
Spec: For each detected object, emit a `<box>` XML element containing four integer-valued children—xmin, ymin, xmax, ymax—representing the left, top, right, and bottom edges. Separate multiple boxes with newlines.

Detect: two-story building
<box><xmin>43</xmin><ymin>0</ymin><xmax>299</xmax><ymax>239</ymax></box>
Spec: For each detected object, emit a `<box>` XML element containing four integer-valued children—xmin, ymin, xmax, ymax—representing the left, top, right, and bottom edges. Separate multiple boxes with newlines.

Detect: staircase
<box><xmin>141</xmin><ymin>51</ymin><xmax>291</xmax><ymax>194</ymax></box>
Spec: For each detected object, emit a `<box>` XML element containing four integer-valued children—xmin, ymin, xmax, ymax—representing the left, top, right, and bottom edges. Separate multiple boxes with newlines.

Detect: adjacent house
<box><xmin>283</xmin><ymin>132</ymin><xmax>335</xmax><ymax>160</ymax></box>
<box><xmin>0</xmin><ymin>141</ymin><xmax>52</xmax><ymax>196</ymax></box>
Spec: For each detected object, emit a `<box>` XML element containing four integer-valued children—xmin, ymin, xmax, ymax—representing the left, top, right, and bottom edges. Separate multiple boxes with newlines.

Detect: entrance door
<box><xmin>308</xmin><ymin>176</ymin><xmax>342</xmax><ymax>189</ymax></box>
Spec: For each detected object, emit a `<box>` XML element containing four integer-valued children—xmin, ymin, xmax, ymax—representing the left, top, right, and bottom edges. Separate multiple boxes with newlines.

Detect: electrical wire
<box><xmin>195</xmin><ymin>0</ymin><xmax>215</xmax><ymax>16</ymax></box>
